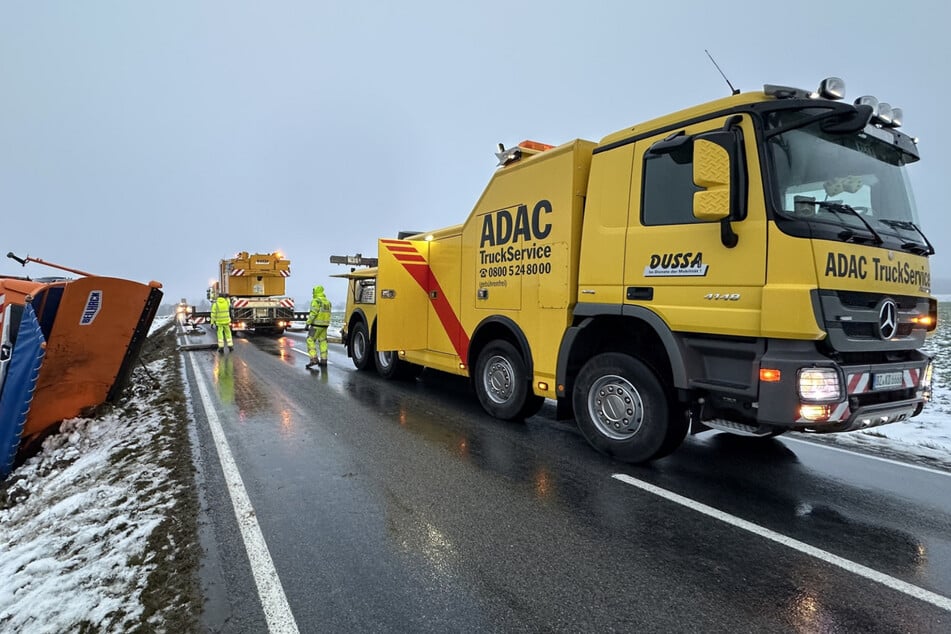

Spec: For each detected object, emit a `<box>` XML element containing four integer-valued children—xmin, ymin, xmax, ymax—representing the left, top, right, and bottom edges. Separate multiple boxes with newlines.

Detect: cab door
<box><xmin>376</xmin><ymin>238</ymin><xmax>430</xmax><ymax>352</ymax></box>
<box><xmin>624</xmin><ymin>113</ymin><xmax>767</xmax><ymax>337</ymax></box>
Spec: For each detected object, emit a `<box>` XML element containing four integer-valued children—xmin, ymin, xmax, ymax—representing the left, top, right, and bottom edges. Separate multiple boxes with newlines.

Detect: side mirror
<box><xmin>692</xmin><ymin>126</ymin><xmax>744</xmax><ymax>248</ymax></box>
<box><xmin>692</xmin><ymin>138</ymin><xmax>731</xmax><ymax>222</ymax></box>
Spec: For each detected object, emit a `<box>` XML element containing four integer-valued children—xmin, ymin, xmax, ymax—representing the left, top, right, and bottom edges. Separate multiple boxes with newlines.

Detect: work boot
<box><xmin>217</xmin><ymin>348</ymin><xmax>224</xmax><ymax>354</ymax></box>
<box><xmin>306</xmin><ymin>357</ymin><xmax>318</xmax><ymax>368</ymax></box>
<box><xmin>228</xmin><ymin>345</ymin><xmax>234</xmax><ymax>351</ymax></box>
<box><xmin>318</xmin><ymin>359</ymin><xmax>327</xmax><ymax>367</ymax></box>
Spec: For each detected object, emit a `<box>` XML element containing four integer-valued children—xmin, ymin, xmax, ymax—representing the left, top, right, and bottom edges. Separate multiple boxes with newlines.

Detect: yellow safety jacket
<box><xmin>211</xmin><ymin>297</ymin><xmax>232</xmax><ymax>326</ymax></box>
<box><xmin>307</xmin><ymin>294</ymin><xmax>331</xmax><ymax>328</ymax></box>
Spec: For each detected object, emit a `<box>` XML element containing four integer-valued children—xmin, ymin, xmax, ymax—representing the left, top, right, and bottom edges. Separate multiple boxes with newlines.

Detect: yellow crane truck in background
<box><xmin>346</xmin><ymin>77</ymin><xmax>937</xmax><ymax>463</ymax></box>
<box><xmin>210</xmin><ymin>251</ymin><xmax>294</xmax><ymax>336</ymax></box>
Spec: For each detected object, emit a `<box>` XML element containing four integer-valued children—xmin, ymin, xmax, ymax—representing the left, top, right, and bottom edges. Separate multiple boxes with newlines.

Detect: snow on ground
<box><xmin>1</xmin><ymin>398</ymin><xmax>173</xmax><ymax>632</ymax></box>
<box><xmin>0</xmin><ymin>316</ymin><xmax>199</xmax><ymax>632</ymax></box>
<box><xmin>1</xmin><ymin>310</ymin><xmax>950</xmax><ymax>632</ymax></box>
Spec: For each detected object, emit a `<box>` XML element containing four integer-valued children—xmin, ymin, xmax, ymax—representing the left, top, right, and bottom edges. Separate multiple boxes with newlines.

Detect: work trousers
<box><xmin>306</xmin><ymin>325</ymin><xmax>328</xmax><ymax>360</ymax></box>
<box><xmin>215</xmin><ymin>324</ymin><xmax>233</xmax><ymax>349</ymax></box>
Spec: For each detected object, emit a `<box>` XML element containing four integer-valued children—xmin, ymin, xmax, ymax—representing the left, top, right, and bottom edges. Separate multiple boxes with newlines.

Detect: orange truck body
<box><xmin>0</xmin><ymin>274</ymin><xmax>162</xmax><ymax>464</ymax></box>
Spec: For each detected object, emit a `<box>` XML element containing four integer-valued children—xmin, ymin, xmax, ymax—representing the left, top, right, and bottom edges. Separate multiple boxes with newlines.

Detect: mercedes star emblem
<box><xmin>879</xmin><ymin>299</ymin><xmax>898</xmax><ymax>340</ymax></box>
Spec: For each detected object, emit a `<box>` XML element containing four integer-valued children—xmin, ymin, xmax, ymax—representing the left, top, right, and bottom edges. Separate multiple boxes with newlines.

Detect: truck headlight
<box><xmin>798</xmin><ymin>368</ymin><xmax>842</xmax><ymax>402</ymax></box>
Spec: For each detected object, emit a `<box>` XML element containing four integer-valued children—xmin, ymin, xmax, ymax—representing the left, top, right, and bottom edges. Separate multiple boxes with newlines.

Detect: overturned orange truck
<box><xmin>0</xmin><ymin>255</ymin><xmax>162</xmax><ymax>479</ymax></box>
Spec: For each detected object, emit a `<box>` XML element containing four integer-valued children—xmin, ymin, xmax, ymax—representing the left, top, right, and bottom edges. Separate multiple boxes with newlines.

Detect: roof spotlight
<box><xmin>818</xmin><ymin>77</ymin><xmax>845</xmax><ymax>100</ymax></box>
<box><xmin>854</xmin><ymin>95</ymin><xmax>880</xmax><ymax>116</ymax></box>
<box><xmin>889</xmin><ymin>107</ymin><xmax>903</xmax><ymax>128</ymax></box>
<box><xmin>877</xmin><ymin>103</ymin><xmax>894</xmax><ymax>126</ymax></box>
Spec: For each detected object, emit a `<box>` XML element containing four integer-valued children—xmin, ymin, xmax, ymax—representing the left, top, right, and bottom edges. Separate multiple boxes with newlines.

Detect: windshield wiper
<box><xmin>805</xmin><ymin>201</ymin><xmax>885</xmax><ymax>245</ymax></box>
<box><xmin>877</xmin><ymin>219</ymin><xmax>936</xmax><ymax>255</ymax></box>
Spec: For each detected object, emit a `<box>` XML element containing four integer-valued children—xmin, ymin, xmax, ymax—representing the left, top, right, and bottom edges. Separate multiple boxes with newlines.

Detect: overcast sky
<box><xmin>2</xmin><ymin>1</ymin><xmax>948</xmax><ymax>308</ymax></box>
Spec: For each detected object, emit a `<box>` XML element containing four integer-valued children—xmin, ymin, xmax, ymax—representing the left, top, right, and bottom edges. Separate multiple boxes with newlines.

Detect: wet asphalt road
<box><xmin>182</xmin><ymin>327</ymin><xmax>951</xmax><ymax>633</ymax></box>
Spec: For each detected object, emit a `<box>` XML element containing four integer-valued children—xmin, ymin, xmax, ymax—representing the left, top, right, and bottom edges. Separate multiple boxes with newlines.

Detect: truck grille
<box><xmin>817</xmin><ymin>289</ymin><xmax>928</xmax><ymax>354</ymax></box>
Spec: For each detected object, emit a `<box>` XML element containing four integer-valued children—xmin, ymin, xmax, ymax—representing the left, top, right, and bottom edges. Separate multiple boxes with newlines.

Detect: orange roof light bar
<box><xmin>518</xmin><ymin>140</ymin><xmax>555</xmax><ymax>152</ymax></box>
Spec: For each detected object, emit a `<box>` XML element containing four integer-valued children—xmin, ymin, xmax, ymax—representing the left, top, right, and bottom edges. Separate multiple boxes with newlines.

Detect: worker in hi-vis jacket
<box><xmin>306</xmin><ymin>285</ymin><xmax>331</xmax><ymax>368</ymax></box>
<box><xmin>211</xmin><ymin>294</ymin><xmax>234</xmax><ymax>353</ymax></box>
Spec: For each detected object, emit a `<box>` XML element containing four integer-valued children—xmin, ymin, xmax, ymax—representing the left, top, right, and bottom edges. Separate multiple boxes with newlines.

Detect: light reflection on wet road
<box><xmin>185</xmin><ymin>328</ymin><xmax>951</xmax><ymax>633</ymax></box>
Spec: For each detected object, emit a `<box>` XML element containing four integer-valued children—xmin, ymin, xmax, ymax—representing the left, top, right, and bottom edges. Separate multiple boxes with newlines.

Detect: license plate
<box><xmin>872</xmin><ymin>371</ymin><xmax>903</xmax><ymax>390</ymax></box>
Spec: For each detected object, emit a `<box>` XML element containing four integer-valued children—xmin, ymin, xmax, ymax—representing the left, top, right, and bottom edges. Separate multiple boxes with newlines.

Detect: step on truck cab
<box><xmin>365</xmin><ymin>77</ymin><xmax>936</xmax><ymax>463</ymax></box>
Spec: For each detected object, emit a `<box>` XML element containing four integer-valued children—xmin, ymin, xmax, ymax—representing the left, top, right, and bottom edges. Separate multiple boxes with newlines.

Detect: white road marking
<box><xmin>612</xmin><ymin>473</ymin><xmax>951</xmax><ymax>613</ymax></box>
<box><xmin>292</xmin><ymin>346</ymin><xmax>330</xmax><ymax>365</ymax></box>
<box><xmin>782</xmin><ymin>436</ymin><xmax>951</xmax><ymax>478</ymax></box>
<box><xmin>188</xmin><ymin>354</ymin><xmax>300</xmax><ymax>633</ymax></box>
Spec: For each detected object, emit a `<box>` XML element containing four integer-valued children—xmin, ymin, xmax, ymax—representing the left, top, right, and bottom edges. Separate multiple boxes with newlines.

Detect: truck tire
<box><xmin>376</xmin><ymin>350</ymin><xmax>399</xmax><ymax>378</ymax></box>
<box><xmin>375</xmin><ymin>350</ymin><xmax>420</xmax><ymax>381</ymax></box>
<box><xmin>573</xmin><ymin>353</ymin><xmax>675</xmax><ymax>463</ymax></box>
<box><xmin>349</xmin><ymin>321</ymin><xmax>375</xmax><ymax>371</ymax></box>
<box><xmin>474</xmin><ymin>340</ymin><xmax>534</xmax><ymax>421</ymax></box>
<box><xmin>519</xmin><ymin>393</ymin><xmax>546</xmax><ymax>419</ymax></box>
<box><xmin>653</xmin><ymin>408</ymin><xmax>690</xmax><ymax>460</ymax></box>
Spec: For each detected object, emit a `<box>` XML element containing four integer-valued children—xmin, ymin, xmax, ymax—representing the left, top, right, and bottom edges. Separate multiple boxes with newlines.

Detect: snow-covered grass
<box><xmin>0</xmin><ymin>318</ymin><xmax>200</xmax><ymax>632</ymax></box>
<box><xmin>1</xmin><ymin>308</ymin><xmax>949</xmax><ymax>631</ymax></box>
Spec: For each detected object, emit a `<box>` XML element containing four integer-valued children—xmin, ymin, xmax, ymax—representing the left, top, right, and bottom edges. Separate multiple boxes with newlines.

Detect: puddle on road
<box><xmin>211</xmin><ymin>353</ymin><xmax>273</xmax><ymax>417</ymax></box>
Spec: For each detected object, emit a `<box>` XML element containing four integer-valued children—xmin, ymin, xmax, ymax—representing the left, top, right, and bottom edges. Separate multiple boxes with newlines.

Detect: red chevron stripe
<box><xmin>393</xmin><ymin>253</ymin><xmax>426</xmax><ymax>262</ymax></box>
<box><xmin>385</xmin><ymin>241</ymin><xmax>470</xmax><ymax>362</ymax></box>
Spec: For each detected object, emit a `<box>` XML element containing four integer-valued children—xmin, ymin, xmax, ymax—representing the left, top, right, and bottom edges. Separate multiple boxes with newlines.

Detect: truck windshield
<box><xmin>766</xmin><ymin>108</ymin><xmax>932</xmax><ymax>254</ymax></box>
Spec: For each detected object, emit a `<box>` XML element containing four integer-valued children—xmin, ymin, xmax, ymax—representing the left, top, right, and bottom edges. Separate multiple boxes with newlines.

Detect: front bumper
<box><xmin>756</xmin><ymin>349</ymin><xmax>931</xmax><ymax>433</ymax></box>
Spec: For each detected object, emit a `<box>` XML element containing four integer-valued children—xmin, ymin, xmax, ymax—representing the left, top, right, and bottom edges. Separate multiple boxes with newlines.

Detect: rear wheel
<box><xmin>573</xmin><ymin>353</ymin><xmax>675</xmax><ymax>463</ymax></box>
<box><xmin>375</xmin><ymin>350</ymin><xmax>420</xmax><ymax>380</ymax></box>
<box><xmin>349</xmin><ymin>320</ymin><xmax>375</xmax><ymax>371</ymax></box>
<box><xmin>474</xmin><ymin>340</ymin><xmax>534</xmax><ymax>421</ymax></box>
<box><xmin>376</xmin><ymin>350</ymin><xmax>399</xmax><ymax>378</ymax></box>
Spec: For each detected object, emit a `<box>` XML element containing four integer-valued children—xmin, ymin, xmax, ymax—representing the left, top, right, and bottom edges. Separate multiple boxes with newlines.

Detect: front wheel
<box><xmin>573</xmin><ymin>353</ymin><xmax>674</xmax><ymax>463</ymax></box>
<box><xmin>349</xmin><ymin>320</ymin><xmax>375</xmax><ymax>371</ymax></box>
<box><xmin>474</xmin><ymin>340</ymin><xmax>534</xmax><ymax>421</ymax></box>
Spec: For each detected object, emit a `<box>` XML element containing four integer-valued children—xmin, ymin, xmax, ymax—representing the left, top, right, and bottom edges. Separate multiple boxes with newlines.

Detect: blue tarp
<box><xmin>0</xmin><ymin>303</ymin><xmax>46</xmax><ymax>480</ymax></box>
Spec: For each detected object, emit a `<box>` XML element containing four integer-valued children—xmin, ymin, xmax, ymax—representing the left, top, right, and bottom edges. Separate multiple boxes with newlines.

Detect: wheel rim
<box><xmin>587</xmin><ymin>374</ymin><xmax>645</xmax><ymax>440</ymax></box>
<box><xmin>353</xmin><ymin>331</ymin><xmax>367</xmax><ymax>361</ymax></box>
<box><xmin>482</xmin><ymin>354</ymin><xmax>514</xmax><ymax>405</ymax></box>
<box><xmin>377</xmin><ymin>350</ymin><xmax>394</xmax><ymax>370</ymax></box>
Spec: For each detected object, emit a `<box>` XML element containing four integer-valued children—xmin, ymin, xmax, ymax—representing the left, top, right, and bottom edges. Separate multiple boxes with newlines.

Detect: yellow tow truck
<box><xmin>344</xmin><ymin>78</ymin><xmax>936</xmax><ymax>462</ymax></box>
